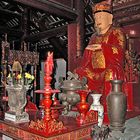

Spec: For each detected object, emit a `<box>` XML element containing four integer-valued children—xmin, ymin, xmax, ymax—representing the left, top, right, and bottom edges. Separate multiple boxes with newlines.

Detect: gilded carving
<box><xmin>77</xmin><ymin>127</ymin><xmax>91</xmax><ymax>138</ymax></box>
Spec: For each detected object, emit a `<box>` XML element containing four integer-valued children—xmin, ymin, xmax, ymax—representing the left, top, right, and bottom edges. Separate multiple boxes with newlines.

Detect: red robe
<box><xmin>74</xmin><ymin>26</ymin><xmax>126</xmax><ymax>93</ymax></box>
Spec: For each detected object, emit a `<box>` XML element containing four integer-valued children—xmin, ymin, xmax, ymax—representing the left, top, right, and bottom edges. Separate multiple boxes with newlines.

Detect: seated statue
<box><xmin>74</xmin><ymin>0</ymin><xmax>126</xmax><ymax>94</ymax></box>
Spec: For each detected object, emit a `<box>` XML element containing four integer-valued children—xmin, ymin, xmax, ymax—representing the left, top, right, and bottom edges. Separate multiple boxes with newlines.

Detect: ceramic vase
<box><xmin>76</xmin><ymin>90</ymin><xmax>90</xmax><ymax>125</ymax></box>
<box><xmin>107</xmin><ymin>80</ymin><xmax>127</xmax><ymax>131</ymax></box>
<box><xmin>90</xmin><ymin>94</ymin><xmax>104</xmax><ymax>127</ymax></box>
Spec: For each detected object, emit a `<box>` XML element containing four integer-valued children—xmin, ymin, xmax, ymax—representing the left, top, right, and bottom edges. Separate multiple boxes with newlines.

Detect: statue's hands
<box><xmin>86</xmin><ymin>44</ymin><xmax>101</xmax><ymax>51</ymax></box>
<box><xmin>93</xmin><ymin>44</ymin><xmax>101</xmax><ymax>51</ymax></box>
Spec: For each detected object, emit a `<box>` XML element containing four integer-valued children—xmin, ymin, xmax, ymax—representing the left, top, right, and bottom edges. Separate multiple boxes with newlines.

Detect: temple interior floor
<box><xmin>107</xmin><ymin>115</ymin><xmax>140</xmax><ymax>140</ymax></box>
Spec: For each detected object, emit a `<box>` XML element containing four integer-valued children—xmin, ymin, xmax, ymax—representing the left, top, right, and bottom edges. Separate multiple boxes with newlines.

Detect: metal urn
<box><xmin>5</xmin><ymin>85</ymin><xmax>29</xmax><ymax>123</ymax></box>
<box><xmin>58</xmin><ymin>71</ymin><xmax>87</xmax><ymax>114</ymax></box>
<box><xmin>4</xmin><ymin>61</ymin><xmax>29</xmax><ymax>123</ymax></box>
<box><xmin>107</xmin><ymin>80</ymin><xmax>127</xmax><ymax>132</ymax></box>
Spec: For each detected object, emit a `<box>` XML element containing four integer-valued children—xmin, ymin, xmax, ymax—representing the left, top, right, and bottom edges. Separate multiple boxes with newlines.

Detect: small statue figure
<box><xmin>45</xmin><ymin>52</ymin><xmax>54</xmax><ymax>75</ymax></box>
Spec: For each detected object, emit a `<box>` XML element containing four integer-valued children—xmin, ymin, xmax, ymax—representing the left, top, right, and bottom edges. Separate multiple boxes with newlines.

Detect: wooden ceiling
<box><xmin>0</xmin><ymin>0</ymin><xmax>140</xmax><ymax>60</ymax></box>
<box><xmin>0</xmin><ymin>0</ymin><xmax>77</xmax><ymax>60</ymax></box>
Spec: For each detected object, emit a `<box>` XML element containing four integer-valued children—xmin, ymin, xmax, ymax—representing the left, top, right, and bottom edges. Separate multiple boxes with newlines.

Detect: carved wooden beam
<box><xmin>25</xmin><ymin>25</ymin><xmax>67</xmax><ymax>42</ymax></box>
<box><xmin>0</xmin><ymin>26</ymin><xmax>23</xmax><ymax>36</ymax></box>
<box><xmin>0</xmin><ymin>7</ymin><xmax>21</xmax><ymax>17</ymax></box>
<box><xmin>117</xmin><ymin>15</ymin><xmax>140</xmax><ymax>26</ymax></box>
<box><xmin>21</xmin><ymin>8</ymin><xmax>30</xmax><ymax>40</ymax></box>
<box><xmin>113</xmin><ymin>0</ymin><xmax>140</xmax><ymax>9</ymax></box>
<box><xmin>114</xmin><ymin>9</ymin><xmax>140</xmax><ymax>20</ymax></box>
<box><xmin>114</xmin><ymin>1</ymin><xmax>140</xmax><ymax>19</ymax></box>
<box><xmin>113</xmin><ymin>1</ymin><xmax>140</xmax><ymax>25</ymax></box>
<box><xmin>12</xmin><ymin>0</ymin><xmax>77</xmax><ymax>21</ymax></box>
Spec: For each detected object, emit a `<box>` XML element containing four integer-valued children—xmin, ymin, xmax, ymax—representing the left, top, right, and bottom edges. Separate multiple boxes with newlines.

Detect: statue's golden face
<box><xmin>94</xmin><ymin>12</ymin><xmax>113</xmax><ymax>34</ymax></box>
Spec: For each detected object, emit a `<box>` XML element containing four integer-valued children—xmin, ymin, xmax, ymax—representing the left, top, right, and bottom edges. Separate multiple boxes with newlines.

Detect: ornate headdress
<box><xmin>92</xmin><ymin>0</ymin><xmax>112</xmax><ymax>14</ymax></box>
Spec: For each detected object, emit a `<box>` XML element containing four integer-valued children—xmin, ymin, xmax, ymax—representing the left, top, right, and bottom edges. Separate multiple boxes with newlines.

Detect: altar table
<box><xmin>0</xmin><ymin>113</ymin><xmax>97</xmax><ymax>140</ymax></box>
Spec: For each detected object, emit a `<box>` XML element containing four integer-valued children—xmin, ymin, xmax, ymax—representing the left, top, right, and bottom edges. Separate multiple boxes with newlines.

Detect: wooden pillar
<box><xmin>1</xmin><ymin>34</ymin><xmax>10</xmax><ymax>111</ymax></box>
<box><xmin>21</xmin><ymin>8</ymin><xmax>30</xmax><ymax>40</ymax></box>
<box><xmin>68</xmin><ymin>23</ymin><xmax>77</xmax><ymax>71</ymax></box>
<box><xmin>68</xmin><ymin>0</ymin><xmax>85</xmax><ymax>71</ymax></box>
<box><xmin>76</xmin><ymin>0</ymin><xmax>85</xmax><ymax>57</ymax></box>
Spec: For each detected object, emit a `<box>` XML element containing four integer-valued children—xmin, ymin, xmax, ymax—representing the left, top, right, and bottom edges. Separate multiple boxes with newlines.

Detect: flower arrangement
<box><xmin>7</xmin><ymin>72</ymin><xmax>34</xmax><ymax>86</ymax></box>
<box><xmin>6</xmin><ymin>61</ymin><xmax>34</xmax><ymax>88</ymax></box>
<box><xmin>5</xmin><ymin>61</ymin><xmax>33</xmax><ymax>123</ymax></box>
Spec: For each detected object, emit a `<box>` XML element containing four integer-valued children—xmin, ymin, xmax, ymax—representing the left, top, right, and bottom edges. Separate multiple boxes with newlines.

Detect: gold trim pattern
<box><xmin>92</xmin><ymin>51</ymin><xmax>105</xmax><ymax>68</ymax></box>
<box><xmin>85</xmin><ymin>68</ymin><xmax>103</xmax><ymax>80</ymax></box>
<box><xmin>113</xmin><ymin>28</ymin><xmax>125</xmax><ymax>48</ymax></box>
<box><xmin>112</xmin><ymin>47</ymin><xmax>118</xmax><ymax>54</ymax></box>
<box><xmin>85</xmin><ymin>68</ymin><xmax>95</xmax><ymax>79</ymax></box>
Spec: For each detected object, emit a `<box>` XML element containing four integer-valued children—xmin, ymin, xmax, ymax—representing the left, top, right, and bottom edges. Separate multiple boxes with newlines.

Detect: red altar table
<box><xmin>0</xmin><ymin>112</ymin><xmax>97</xmax><ymax>140</ymax></box>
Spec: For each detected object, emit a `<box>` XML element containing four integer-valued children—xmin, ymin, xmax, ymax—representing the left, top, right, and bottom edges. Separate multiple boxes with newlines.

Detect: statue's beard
<box><xmin>95</xmin><ymin>24</ymin><xmax>111</xmax><ymax>35</ymax></box>
<box><xmin>95</xmin><ymin>27</ymin><xmax>101</xmax><ymax>35</ymax></box>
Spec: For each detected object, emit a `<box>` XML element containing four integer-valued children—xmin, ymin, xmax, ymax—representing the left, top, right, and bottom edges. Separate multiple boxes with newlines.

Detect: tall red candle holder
<box><xmin>76</xmin><ymin>90</ymin><xmax>90</xmax><ymax>125</ymax></box>
<box><xmin>76</xmin><ymin>90</ymin><xmax>98</xmax><ymax>126</ymax></box>
<box><xmin>29</xmin><ymin>52</ymin><xmax>66</xmax><ymax>135</ymax></box>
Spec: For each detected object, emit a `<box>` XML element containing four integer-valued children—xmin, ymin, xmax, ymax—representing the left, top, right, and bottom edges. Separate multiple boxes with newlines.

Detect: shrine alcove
<box><xmin>0</xmin><ymin>0</ymin><xmax>140</xmax><ymax>122</ymax></box>
<box><xmin>0</xmin><ymin>1</ymin><xmax>140</xmax><ymax>140</ymax></box>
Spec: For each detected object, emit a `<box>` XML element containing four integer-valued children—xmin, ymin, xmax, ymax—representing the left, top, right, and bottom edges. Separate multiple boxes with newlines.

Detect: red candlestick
<box><xmin>29</xmin><ymin>52</ymin><xmax>66</xmax><ymax>135</ymax></box>
<box><xmin>43</xmin><ymin>52</ymin><xmax>54</xmax><ymax>121</ymax></box>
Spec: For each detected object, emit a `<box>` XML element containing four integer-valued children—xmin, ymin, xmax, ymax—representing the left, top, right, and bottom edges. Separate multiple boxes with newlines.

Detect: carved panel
<box><xmin>0</xmin><ymin>120</ymin><xmax>94</xmax><ymax>140</ymax></box>
<box><xmin>8</xmin><ymin>50</ymin><xmax>39</xmax><ymax>66</ymax></box>
<box><xmin>48</xmin><ymin>0</ymin><xmax>74</xmax><ymax>9</ymax></box>
<box><xmin>114</xmin><ymin>4</ymin><xmax>140</xmax><ymax>19</ymax></box>
<box><xmin>113</xmin><ymin>0</ymin><xmax>137</xmax><ymax>7</ymax></box>
<box><xmin>116</xmin><ymin>14</ymin><xmax>140</xmax><ymax>25</ymax></box>
<box><xmin>113</xmin><ymin>0</ymin><xmax>140</xmax><ymax>25</ymax></box>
